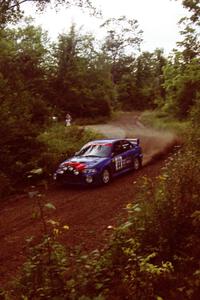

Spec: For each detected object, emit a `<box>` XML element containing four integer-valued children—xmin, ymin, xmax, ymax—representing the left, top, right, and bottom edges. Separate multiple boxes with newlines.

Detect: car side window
<box><xmin>121</xmin><ymin>141</ymin><xmax>133</xmax><ymax>152</ymax></box>
<box><xmin>113</xmin><ymin>142</ymin><xmax>123</xmax><ymax>156</ymax></box>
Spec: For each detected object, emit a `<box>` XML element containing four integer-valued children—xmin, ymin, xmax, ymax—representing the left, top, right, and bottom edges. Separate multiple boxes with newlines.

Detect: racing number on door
<box><xmin>115</xmin><ymin>156</ymin><xmax>123</xmax><ymax>170</ymax></box>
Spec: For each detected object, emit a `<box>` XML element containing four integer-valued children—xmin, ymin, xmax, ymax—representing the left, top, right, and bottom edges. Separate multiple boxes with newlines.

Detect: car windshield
<box><xmin>78</xmin><ymin>144</ymin><xmax>112</xmax><ymax>158</ymax></box>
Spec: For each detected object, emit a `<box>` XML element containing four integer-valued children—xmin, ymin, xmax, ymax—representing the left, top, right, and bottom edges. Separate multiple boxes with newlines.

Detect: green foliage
<box><xmin>161</xmin><ymin>1</ymin><xmax>200</xmax><ymax>120</ymax></box>
<box><xmin>117</xmin><ymin>49</ymin><xmax>167</xmax><ymax>111</ymax></box>
<box><xmin>101</xmin><ymin>16</ymin><xmax>143</xmax><ymax>63</ymax></box>
<box><xmin>188</xmin><ymin>92</ymin><xmax>200</xmax><ymax>149</ymax></box>
<box><xmin>0</xmin><ymin>22</ymin><xmax>52</xmax><ymax>194</ymax></box>
<box><xmin>177</xmin><ymin>19</ymin><xmax>200</xmax><ymax>63</ymax></box>
<box><xmin>51</xmin><ymin>25</ymin><xmax>115</xmax><ymax>118</ymax></box>
<box><xmin>180</xmin><ymin>0</ymin><xmax>200</xmax><ymax>24</ymax></box>
<box><xmin>163</xmin><ymin>56</ymin><xmax>200</xmax><ymax>118</ymax></box>
<box><xmin>99</xmin><ymin>17</ymin><xmax>168</xmax><ymax>112</ymax></box>
<box><xmin>189</xmin><ymin>91</ymin><xmax>200</xmax><ymax>121</ymax></box>
<box><xmin>0</xmin><ymin>19</ymin><xmax>109</xmax><ymax>193</ymax></box>
<box><xmin>12</xmin><ymin>194</ymin><xmax>70</xmax><ymax>300</ymax></box>
<box><xmin>17</xmin><ymin>237</ymin><xmax>68</xmax><ymax>299</ymax></box>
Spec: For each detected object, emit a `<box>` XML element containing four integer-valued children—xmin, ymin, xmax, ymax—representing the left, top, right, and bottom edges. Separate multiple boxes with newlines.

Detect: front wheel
<box><xmin>133</xmin><ymin>157</ymin><xmax>142</xmax><ymax>170</ymax></box>
<box><xmin>101</xmin><ymin>168</ymin><xmax>111</xmax><ymax>184</ymax></box>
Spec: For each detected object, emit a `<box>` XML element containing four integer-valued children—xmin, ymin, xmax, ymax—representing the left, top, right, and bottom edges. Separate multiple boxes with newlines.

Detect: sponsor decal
<box><xmin>115</xmin><ymin>156</ymin><xmax>123</xmax><ymax>170</ymax></box>
<box><xmin>115</xmin><ymin>156</ymin><xmax>132</xmax><ymax>170</ymax></box>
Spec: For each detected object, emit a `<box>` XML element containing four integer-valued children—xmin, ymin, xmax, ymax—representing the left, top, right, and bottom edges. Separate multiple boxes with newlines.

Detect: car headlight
<box><xmin>57</xmin><ymin>170</ymin><xmax>64</xmax><ymax>174</ymax></box>
<box><xmin>82</xmin><ymin>168</ymin><xmax>97</xmax><ymax>174</ymax></box>
<box><xmin>74</xmin><ymin>169</ymin><xmax>79</xmax><ymax>175</ymax></box>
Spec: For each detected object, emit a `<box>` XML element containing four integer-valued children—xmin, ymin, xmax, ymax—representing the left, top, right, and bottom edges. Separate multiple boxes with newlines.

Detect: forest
<box><xmin>0</xmin><ymin>0</ymin><xmax>200</xmax><ymax>299</ymax></box>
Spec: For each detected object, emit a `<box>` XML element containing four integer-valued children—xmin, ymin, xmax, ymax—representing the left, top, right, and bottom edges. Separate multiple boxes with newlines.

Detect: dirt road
<box><xmin>0</xmin><ymin>112</ymin><xmax>178</xmax><ymax>287</ymax></box>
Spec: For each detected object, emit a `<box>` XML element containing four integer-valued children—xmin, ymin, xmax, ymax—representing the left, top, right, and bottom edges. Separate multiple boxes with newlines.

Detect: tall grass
<box><xmin>140</xmin><ymin>110</ymin><xmax>189</xmax><ymax>135</ymax></box>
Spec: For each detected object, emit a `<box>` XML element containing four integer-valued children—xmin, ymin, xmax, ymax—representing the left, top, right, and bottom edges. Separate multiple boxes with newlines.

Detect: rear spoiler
<box><xmin>128</xmin><ymin>138</ymin><xmax>140</xmax><ymax>146</ymax></box>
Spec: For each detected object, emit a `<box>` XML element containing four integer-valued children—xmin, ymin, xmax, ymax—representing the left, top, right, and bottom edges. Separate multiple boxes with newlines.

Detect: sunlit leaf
<box><xmin>45</xmin><ymin>203</ymin><xmax>56</xmax><ymax>210</ymax></box>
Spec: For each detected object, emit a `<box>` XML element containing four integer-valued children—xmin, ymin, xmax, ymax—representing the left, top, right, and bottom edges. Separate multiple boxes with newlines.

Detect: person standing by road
<box><xmin>65</xmin><ymin>113</ymin><xmax>72</xmax><ymax>126</ymax></box>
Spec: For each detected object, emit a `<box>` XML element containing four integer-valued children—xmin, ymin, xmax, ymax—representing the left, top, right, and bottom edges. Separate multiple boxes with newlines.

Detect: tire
<box><xmin>133</xmin><ymin>157</ymin><xmax>141</xmax><ymax>170</ymax></box>
<box><xmin>101</xmin><ymin>168</ymin><xmax>111</xmax><ymax>184</ymax></box>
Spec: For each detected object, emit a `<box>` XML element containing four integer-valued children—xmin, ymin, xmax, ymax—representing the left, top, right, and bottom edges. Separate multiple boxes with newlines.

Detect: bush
<box><xmin>121</xmin><ymin>142</ymin><xmax>200</xmax><ymax>299</ymax></box>
<box><xmin>37</xmin><ymin>124</ymin><xmax>104</xmax><ymax>176</ymax></box>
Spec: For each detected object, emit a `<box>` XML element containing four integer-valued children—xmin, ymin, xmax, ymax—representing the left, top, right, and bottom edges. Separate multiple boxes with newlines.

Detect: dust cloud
<box><xmin>126</xmin><ymin>127</ymin><xmax>179</xmax><ymax>165</ymax></box>
<box><xmin>86</xmin><ymin>112</ymin><xmax>180</xmax><ymax>166</ymax></box>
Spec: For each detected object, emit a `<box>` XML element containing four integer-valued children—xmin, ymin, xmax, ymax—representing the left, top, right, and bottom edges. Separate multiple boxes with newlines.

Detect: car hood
<box><xmin>60</xmin><ymin>156</ymin><xmax>109</xmax><ymax>170</ymax></box>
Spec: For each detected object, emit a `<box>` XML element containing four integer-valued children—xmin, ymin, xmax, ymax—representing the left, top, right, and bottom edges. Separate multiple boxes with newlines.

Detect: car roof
<box><xmin>90</xmin><ymin>139</ymin><xmax>122</xmax><ymax>144</ymax></box>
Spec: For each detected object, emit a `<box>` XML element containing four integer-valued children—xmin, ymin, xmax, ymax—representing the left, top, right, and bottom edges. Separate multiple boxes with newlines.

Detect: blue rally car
<box><xmin>53</xmin><ymin>138</ymin><xmax>143</xmax><ymax>185</ymax></box>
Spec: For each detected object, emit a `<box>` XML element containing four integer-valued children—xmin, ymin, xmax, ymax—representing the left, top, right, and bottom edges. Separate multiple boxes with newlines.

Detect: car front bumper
<box><xmin>53</xmin><ymin>171</ymin><xmax>100</xmax><ymax>185</ymax></box>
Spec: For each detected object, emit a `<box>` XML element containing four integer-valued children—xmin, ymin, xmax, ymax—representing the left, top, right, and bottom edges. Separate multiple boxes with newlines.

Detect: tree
<box><xmin>163</xmin><ymin>52</ymin><xmax>200</xmax><ymax>118</ymax></box>
<box><xmin>178</xmin><ymin>0</ymin><xmax>200</xmax><ymax>24</ymax></box>
<box><xmin>117</xmin><ymin>49</ymin><xmax>167</xmax><ymax>110</ymax></box>
<box><xmin>161</xmin><ymin>1</ymin><xmax>200</xmax><ymax>118</ymax></box>
<box><xmin>177</xmin><ymin>21</ymin><xmax>200</xmax><ymax>63</ymax></box>
<box><xmin>51</xmin><ymin>25</ymin><xmax>114</xmax><ymax>117</ymax></box>
<box><xmin>101</xmin><ymin>16</ymin><xmax>143</xmax><ymax>83</ymax></box>
<box><xmin>0</xmin><ymin>0</ymin><xmax>96</xmax><ymax>26</ymax></box>
<box><xmin>0</xmin><ymin>20</ymin><xmax>50</xmax><ymax>188</ymax></box>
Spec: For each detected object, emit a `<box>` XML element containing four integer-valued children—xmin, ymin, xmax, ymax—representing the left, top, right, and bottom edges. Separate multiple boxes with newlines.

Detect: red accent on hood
<box><xmin>64</xmin><ymin>161</ymin><xmax>86</xmax><ymax>171</ymax></box>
